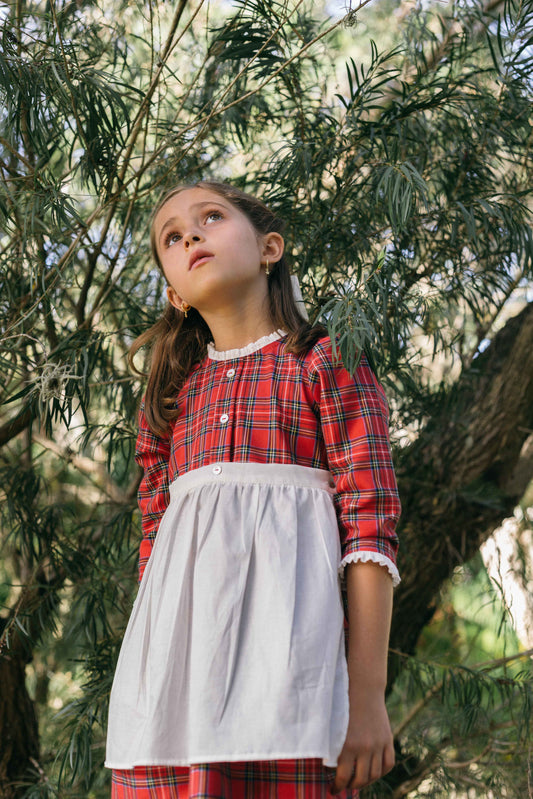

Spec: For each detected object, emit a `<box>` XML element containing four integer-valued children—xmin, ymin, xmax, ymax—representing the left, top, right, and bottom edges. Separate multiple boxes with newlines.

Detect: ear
<box><xmin>261</xmin><ymin>232</ymin><xmax>284</xmax><ymax>264</ymax></box>
<box><xmin>167</xmin><ymin>285</ymin><xmax>184</xmax><ymax>310</ymax></box>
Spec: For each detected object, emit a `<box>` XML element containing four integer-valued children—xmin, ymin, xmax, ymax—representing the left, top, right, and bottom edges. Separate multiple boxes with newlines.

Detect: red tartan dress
<box><xmin>106</xmin><ymin>331</ymin><xmax>400</xmax><ymax>799</ymax></box>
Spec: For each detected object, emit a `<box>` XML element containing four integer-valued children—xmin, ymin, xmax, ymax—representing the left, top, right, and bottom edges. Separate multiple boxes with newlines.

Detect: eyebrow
<box><xmin>158</xmin><ymin>200</ymin><xmax>228</xmax><ymax>242</ymax></box>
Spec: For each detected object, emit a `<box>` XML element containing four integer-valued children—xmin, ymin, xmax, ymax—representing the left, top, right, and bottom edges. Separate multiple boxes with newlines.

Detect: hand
<box><xmin>331</xmin><ymin>691</ymin><xmax>395</xmax><ymax>794</ymax></box>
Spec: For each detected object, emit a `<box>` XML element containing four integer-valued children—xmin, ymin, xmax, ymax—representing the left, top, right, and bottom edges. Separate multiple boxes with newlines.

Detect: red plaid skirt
<box><xmin>111</xmin><ymin>760</ymin><xmax>358</xmax><ymax>798</ymax></box>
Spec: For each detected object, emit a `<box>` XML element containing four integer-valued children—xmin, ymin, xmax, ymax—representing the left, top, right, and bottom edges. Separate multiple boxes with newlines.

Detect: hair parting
<box><xmin>129</xmin><ymin>180</ymin><xmax>325</xmax><ymax>435</ymax></box>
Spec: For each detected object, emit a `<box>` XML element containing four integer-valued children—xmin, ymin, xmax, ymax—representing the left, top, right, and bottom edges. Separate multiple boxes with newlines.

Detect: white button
<box><xmin>226</xmin><ymin>368</ymin><xmax>236</xmax><ymax>378</ymax></box>
<box><xmin>220</xmin><ymin>413</ymin><xmax>229</xmax><ymax>424</ymax></box>
<box><xmin>212</xmin><ymin>465</ymin><xmax>222</xmax><ymax>475</ymax></box>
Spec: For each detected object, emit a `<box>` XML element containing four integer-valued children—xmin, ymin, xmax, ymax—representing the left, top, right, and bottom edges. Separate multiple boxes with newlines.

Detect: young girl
<box><xmin>105</xmin><ymin>181</ymin><xmax>401</xmax><ymax>799</ymax></box>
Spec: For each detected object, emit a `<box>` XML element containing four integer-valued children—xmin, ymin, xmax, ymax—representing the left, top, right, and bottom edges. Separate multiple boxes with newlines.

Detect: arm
<box><xmin>135</xmin><ymin>403</ymin><xmax>172</xmax><ymax>581</ymax></box>
<box><xmin>332</xmin><ymin>561</ymin><xmax>395</xmax><ymax>793</ymax></box>
<box><xmin>303</xmin><ymin>340</ymin><xmax>399</xmax><ymax>789</ymax></box>
<box><xmin>304</xmin><ymin>340</ymin><xmax>401</xmax><ymax>579</ymax></box>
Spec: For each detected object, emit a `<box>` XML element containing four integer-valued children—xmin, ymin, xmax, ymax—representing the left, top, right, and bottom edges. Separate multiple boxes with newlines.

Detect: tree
<box><xmin>0</xmin><ymin>0</ymin><xmax>531</xmax><ymax>796</ymax></box>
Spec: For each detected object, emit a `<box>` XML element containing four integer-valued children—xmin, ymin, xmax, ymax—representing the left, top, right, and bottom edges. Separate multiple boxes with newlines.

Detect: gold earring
<box><xmin>181</xmin><ymin>302</ymin><xmax>191</xmax><ymax>318</ymax></box>
<box><xmin>264</xmin><ymin>260</ymin><xmax>270</xmax><ymax>276</ymax></box>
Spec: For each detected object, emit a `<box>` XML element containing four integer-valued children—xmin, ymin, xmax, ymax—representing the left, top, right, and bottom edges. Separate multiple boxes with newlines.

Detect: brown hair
<box><xmin>130</xmin><ymin>180</ymin><xmax>325</xmax><ymax>435</ymax></box>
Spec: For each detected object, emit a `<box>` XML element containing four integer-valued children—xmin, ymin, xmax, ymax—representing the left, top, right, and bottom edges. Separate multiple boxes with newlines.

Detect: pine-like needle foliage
<box><xmin>0</xmin><ymin>0</ymin><xmax>531</xmax><ymax>796</ymax></box>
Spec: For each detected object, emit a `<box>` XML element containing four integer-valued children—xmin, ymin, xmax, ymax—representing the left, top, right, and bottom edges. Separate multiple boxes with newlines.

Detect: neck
<box><xmin>200</xmin><ymin>298</ymin><xmax>276</xmax><ymax>353</ymax></box>
<box><xmin>207</xmin><ymin>316</ymin><xmax>277</xmax><ymax>353</ymax></box>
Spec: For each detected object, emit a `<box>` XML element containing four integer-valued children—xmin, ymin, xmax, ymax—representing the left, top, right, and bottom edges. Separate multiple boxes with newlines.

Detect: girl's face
<box><xmin>152</xmin><ymin>187</ymin><xmax>283</xmax><ymax>315</ymax></box>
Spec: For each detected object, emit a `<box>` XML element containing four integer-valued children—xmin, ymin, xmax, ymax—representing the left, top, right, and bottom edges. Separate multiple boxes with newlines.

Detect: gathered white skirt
<box><xmin>105</xmin><ymin>462</ymin><xmax>349</xmax><ymax>769</ymax></box>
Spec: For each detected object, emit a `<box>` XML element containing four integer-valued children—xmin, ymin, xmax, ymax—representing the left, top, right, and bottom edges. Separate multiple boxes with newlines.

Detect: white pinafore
<box><xmin>105</xmin><ymin>461</ymin><xmax>349</xmax><ymax>769</ymax></box>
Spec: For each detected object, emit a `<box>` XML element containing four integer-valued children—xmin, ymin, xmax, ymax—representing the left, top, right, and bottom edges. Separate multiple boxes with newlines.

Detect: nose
<box><xmin>183</xmin><ymin>231</ymin><xmax>202</xmax><ymax>248</ymax></box>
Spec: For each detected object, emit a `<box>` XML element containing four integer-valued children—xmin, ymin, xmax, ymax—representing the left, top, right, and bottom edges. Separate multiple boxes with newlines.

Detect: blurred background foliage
<box><xmin>0</xmin><ymin>0</ymin><xmax>532</xmax><ymax>796</ymax></box>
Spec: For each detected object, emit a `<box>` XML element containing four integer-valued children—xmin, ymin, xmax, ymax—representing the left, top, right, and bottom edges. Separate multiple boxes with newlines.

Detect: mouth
<box><xmin>189</xmin><ymin>250</ymin><xmax>213</xmax><ymax>270</ymax></box>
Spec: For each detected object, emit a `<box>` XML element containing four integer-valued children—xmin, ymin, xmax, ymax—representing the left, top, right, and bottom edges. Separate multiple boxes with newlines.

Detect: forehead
<box><xmin>154</xmin><ymin>187</ymin><xmax>234</xmax><ymax>227</ymax></box>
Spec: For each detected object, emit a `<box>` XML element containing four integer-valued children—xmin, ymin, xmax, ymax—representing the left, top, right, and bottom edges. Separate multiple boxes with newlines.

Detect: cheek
<box><xmin>160</xmin><ymin>249</ymin><xmax>185</xmax><ymax>279</ymax></box>
<box><xmin>231</xmin><ymin>228</ymin><xmax>263</xmax><ymax>260</ymax></box>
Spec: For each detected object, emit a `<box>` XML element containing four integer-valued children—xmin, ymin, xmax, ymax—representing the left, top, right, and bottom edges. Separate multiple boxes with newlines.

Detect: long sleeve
<box><xmin>304</xmin><ymin>341</ymin><xmax>401</xmax><ymax>585</ymax></box>
<box><xmin>135</xmin><ymin>403</ymin><xmax>172</xmax><ymax>581</ymax></box>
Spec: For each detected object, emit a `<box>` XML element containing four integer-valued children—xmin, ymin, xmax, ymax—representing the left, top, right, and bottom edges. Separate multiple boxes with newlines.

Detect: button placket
<box><xmin>218</xmin><ymin>362</ymin><xmax>237</xmax><ymax>428</ymax></box>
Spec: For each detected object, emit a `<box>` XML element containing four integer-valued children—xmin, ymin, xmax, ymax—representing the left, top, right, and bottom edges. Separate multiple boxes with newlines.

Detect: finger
<box><xmin>331</xmin><ymin>763</ymin><xmax>353</xmax><ymax>794</ymax></box>
<box><xmin>350</xmin><ymin>747</ymin><xmax>394</xmax><ymax>791</ymax></box>
<box><xmin>368</xmin><ymin>750</ymin><xmax>385</xmax><ymax>785</ymax></box>
<box><xmin>331</xmin><ymin>748</ymin><xmax>356</xmax><ymax>794</ymax></box>
<box><xmin>382</xmin><ymin>741</ymin><xmax>395</xmax><ymax>776</ymax></box>
<box><xmin>350</xmin><ymin>752</ymin><xmax>371</xmax><ymax>789</ymax></box>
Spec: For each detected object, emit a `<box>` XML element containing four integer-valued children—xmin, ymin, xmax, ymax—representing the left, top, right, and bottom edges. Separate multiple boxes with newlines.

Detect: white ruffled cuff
<box><xmin>339</xmin><ymin>551</ymin><xmax>401</xmax><ymax>587</ymax></box>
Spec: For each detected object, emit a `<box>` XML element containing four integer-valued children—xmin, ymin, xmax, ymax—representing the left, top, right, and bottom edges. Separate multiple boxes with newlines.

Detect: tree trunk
<box><xmin>0</xmin><ymin>574</ymin><xmax>63</xmax><ymax>797</ymax></box>
<box><xmin>375</xmin><ymin>303</ymin><xmax>533</xmax><ymax>797</ymax></box>
<box><xmin>0</xmin><ymin>623</ymin><xmax>40</xmax><ymax>799</ymax></box>
<box><xmin>481</xmin><ymin>515</ymin><xmax>533</xmax><ymax>648</ymax></box>
<box><xmin>390</xmin><ymin>302</ymin><xmax>533</xmax><ymax>665</ymax></box>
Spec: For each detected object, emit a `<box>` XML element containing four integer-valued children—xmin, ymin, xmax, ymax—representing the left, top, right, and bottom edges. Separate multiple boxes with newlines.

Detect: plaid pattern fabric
<box><xmin>120</xmin><ymin>334</ymin><xmax>395</xmax><ymax>795</ymax></box>
<box><xmin>136</xmin><ymin>334</ymin><xmax>400</xmax><ymax>581</ymax></box>
<box><xmin>111</xmin><ymin>760</ymin><xmax>357</xmax><ymax>798</ymax></box>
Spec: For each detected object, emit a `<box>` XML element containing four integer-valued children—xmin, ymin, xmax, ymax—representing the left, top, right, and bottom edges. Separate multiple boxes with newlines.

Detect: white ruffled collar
<box><xmin>207</xmin><ymin>329</ymin><xmax>286</xmax><ymax>361</ymax></box>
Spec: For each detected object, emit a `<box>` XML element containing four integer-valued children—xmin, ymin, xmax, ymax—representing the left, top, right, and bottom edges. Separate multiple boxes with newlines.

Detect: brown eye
<box><xmin>164</xmin><ymin>232</ymin><xmax>181</xmax><ymax>247</ymax></box>
<box><xmin>205</xmin><ymin>211</ymin><xmax>223</xmax><ymax>223</ymax></box>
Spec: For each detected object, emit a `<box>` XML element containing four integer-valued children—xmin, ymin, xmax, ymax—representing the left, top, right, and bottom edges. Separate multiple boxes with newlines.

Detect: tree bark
<box><xmin>390</xmin><ymin>302</ymin><xmax>533</xmax><ymax>664</ymax></box>
<box><xmin>0</xmin><ymin>409</ymin><xmax>32</xmax><ymax>449</ymax></box>
<box><xmin>0</xmin><ymin>622</ymin><xmax>40</xmax><ymax>799</ymax></box>
<box><xmin>0</xmin><ymin>574</ymin><xmax>65</xmax><ymax>798</ymax></box>
<box><xmin>375</xmin><ymin>302</ymin><xmax>533</xmax><ymax>798</ymax></box>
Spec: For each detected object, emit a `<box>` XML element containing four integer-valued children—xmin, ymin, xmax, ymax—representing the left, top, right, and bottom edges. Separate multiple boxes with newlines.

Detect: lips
<box><xmin>188</xmin><ymin>249</ymin><xmax>213</xmax><ymax>270</ymax></box>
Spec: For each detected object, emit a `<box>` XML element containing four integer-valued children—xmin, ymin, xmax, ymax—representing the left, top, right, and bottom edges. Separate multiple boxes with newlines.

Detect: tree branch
<box><xmin>390</xmin><ymin>302</ymin><xmax>533</xmax><ymax>661</ymax></box>
<box><xmin>32</xmin><ymin>434</ymin><xmax>129</xmax><ymax>504</ymax></box>
<box><xmin>0</xmin><ymin>409</ymin><xmax>32</xmax><ymax>449</ymax></box>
